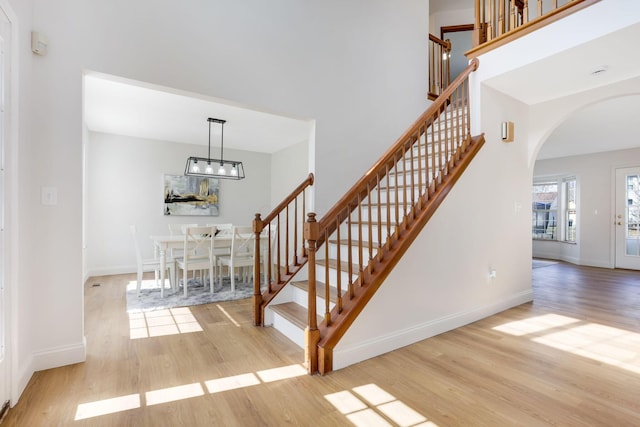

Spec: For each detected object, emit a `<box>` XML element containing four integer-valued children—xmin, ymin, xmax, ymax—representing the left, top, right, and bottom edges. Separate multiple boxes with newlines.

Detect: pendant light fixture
<box><xmin>184</xmin><ymin>117</ymin><xmax>245</xmax><ymax>180</ymax></box>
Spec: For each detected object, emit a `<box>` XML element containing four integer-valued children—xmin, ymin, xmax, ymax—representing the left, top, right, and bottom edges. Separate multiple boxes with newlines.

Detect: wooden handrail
<box><xmin>305</xmin><ymin>58</ymin><xmax>482</xmax><ymax>374</ymax></box>
<box><xmin>318</xmin><ymin>58</ymin><xmax>479</xmax><ymax>236</ymax></box>
<box><xmin>252</xmin><ymin>173</ymin><xmax>315</xmax><ymax>326</ymax></box>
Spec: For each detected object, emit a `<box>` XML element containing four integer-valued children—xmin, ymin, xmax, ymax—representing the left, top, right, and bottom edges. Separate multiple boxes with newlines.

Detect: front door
<box><xmin>615</xmin><ymin>167</ymin><xmax>640</xmax><ymax>270</ymax></box>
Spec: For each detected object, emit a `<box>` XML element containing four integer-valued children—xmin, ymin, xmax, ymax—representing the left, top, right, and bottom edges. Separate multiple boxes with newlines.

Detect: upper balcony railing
<box><xmin>468</xmin><ymin>0</ymin><xmax>600</xmax><ymax>58</ymax></box>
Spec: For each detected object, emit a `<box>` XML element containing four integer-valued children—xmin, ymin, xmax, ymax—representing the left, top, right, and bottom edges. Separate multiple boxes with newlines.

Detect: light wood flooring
<box><xmin>3</xmin><ymin>262</ymin><xmax>640</xmax><ymax>426</ymax></box>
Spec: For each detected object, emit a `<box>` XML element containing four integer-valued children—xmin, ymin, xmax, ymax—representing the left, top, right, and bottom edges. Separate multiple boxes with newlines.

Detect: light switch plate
<box><xmin>41</xmin><ymin>186</ymin><xmax>58</xmax><ymax>205</ymax></box>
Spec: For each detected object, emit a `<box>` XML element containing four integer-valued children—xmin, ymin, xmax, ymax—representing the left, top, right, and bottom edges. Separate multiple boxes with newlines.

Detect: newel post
<box><xmin>304</xmin><ymin>212</ymin><xmax>320</xmax><ymax>374</ymax></box>
<box><xmin>252</xmin><ymin>213</ymin><xmax>264</xmax><ymax>326</ymax></box>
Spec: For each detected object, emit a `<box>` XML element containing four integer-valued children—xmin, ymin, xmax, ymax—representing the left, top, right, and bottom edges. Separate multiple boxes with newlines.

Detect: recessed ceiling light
<box><xmin>590</xmin><ymin>65</ymin><xmax>609</xmax><ymax>76</ymax></box>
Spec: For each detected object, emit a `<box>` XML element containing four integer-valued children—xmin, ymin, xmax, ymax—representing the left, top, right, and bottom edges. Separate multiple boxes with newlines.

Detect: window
<box><xmin>532</xmin><ymin>177</ymin><xmax>577</xmax><ymax>242</ymax></box>
<box><xmin>532</xmin><ymin>182</ymin><xmax>558</xmax><ymax>240</ymax></box>
<box><xmin>564</xmin><ymin>177</ymin><xmax>576</xmax><ymax>242</ymax></box>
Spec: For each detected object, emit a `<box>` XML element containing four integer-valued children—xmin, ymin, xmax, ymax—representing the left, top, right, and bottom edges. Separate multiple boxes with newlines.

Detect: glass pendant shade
<box><xmin>184</xmin><ymin>117</ymin><xmax>245</xmax><ymax>180</ymax></box>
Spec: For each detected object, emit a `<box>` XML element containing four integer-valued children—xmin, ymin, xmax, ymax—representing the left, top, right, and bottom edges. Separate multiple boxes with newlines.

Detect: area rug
<box><xmin>532</xmin><ymin>259</ymin><xmax>558</xmax><ymax>269</ymax></box>
<box><xmin>126</xmin><ymin>277</ymin><xmax>257</xmax><ymax>313</ymax></box>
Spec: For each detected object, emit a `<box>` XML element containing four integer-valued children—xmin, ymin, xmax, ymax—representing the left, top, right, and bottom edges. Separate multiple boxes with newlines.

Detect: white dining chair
<box><xmin>217</xmin><ymin>225</ymin><xmax>255</xmax><ymax>292</ymax></box>
<box><xmin>130</xmin><ymin>225</ymin><xmax>175</xmax><ymax>297</ymax></box>
<box><xmin>175</xmin><ymin>225</ymin><xmax>216</xmax><ymax>297</ymax></box>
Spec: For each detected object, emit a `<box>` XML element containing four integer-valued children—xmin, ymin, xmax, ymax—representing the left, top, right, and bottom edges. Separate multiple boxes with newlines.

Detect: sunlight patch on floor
<box><xmin>145</xmin><ymin>383</ymin><xmax>205</xmax><ymax>406</ymax></box>
<box><xmin>494</xmin><ymin>314</ymin><xmax>640</xmax><ymax>374</ymax></box>
<box><xmin>75</xmin><ymin>394</ymin><xmax>140</xmax><ymax>420</ymax></box>
<box><xmin>325</xmin><ymin>384</ymin><xmax>435</xmax><ymax>427</ymax></box>
<box><xmin>129</xmin><ymin>307</ymin><xmax>202</xmax><ymax>339</ymax></box>
<box><xmin>217</xmin><ymin>304</ymin><xmax>241</xmax><ymax>326</ymax></box>
<box><xmin>74</xmin><ymin>364</ymin><xmax>307</xmax><ymax>421</ymax></box>
<box><xmin>492</xmin><ymin>313</ymin><xmax>580</xmax><ymax>336</ymax></box>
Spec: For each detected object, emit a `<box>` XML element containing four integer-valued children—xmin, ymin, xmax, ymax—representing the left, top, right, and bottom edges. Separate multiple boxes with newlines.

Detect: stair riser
<box><xmin>338</xmin><ymin>206</ymin><xmax>400</xmax><ymax>224</ymax></box>
<box><xmin>291</xmin><ymin>284</ymin><xmax>336</xmax><ymax>311</ymax></box>
<box><xmin>367</xmin><ymin>189</ymin><xmax>422</xmax><ymax>204</ymax></box>
<box><xmin>327</xmin><ymin>242</ymin><xmax>380</xmax><ymax>267</ymax></box>
<box><xmin>315</xmin><ymin>265</ymin><xmax>356</xmax><ymax>287</ymax></box>
<box><xmin>338</xmin><ymin>223</ymin><xmax>396</xmax><ymax>244</ymax></box>
<box><xmin>271</xmin><ymin>311</ymin><xmax>305</xmax><ymax>348</ymax></box>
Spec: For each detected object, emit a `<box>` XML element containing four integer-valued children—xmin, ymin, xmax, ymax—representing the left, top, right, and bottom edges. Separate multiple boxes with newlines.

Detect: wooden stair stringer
<box><xmin>316</xmin><ymin>133</ymin><xmax>486</xmax><ymax>374</ymax></box>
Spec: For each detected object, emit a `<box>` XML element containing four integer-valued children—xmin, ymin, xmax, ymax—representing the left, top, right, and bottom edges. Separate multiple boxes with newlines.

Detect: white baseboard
<box><xmin>12</xmin><ymin>353</ymin><xmax>34</xmax><ymax>406</ymax></box>
<box><xmin>31</xmin><ymin>337</ymin><xmax>87</xmax><ymax>373</ymax></box>
<box><xmin>86</xmin><ymin>265</ymin><xmax>136</xmax><ymax>279</ymax></box>
<box><xmin>12</xmin><ymin>337</ymin><xmax>87</xmax><ymax>406</ymax></box>
<box><xmin>332</xmin><ymin>289</ymin><xmax>534</xmax><ymax>370</ymax></box>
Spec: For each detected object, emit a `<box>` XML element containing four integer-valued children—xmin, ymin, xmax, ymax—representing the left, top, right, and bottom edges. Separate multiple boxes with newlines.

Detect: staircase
<box><xmin>251</xmin><ymin>58</ymin><xmax>484</xmax><ymax>374</ymax></box>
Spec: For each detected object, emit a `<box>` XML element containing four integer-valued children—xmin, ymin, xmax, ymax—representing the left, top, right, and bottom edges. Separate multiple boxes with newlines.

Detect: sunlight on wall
<box><xmin>74</xmin><ymin>364</ymin><xmax>306</xmax><ymax>421</ymax></box>
<box><xmin>494</xmin><ymin>314</ymin><xmax>640</xmax><ymax>374</ymax></box>
<box><xmin>325</xmin><ymin>383</ymin><xmax>437</xmax><ymax>427</ymax></box>
<box><xmin>129</xmin><ymin>307</ymin><xmax>203</xmax><ymax>339</ymax></box>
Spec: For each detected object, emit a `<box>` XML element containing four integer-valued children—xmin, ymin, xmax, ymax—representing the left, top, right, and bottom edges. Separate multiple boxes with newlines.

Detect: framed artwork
<box><xmin>164</xmin><ymin>174</ymin><xmax>220</xmax><ymax>216</ymax></box>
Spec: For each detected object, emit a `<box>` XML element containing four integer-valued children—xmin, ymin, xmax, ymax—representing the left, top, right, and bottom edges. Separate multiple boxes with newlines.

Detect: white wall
<box><xmin>85</xmin><ymin>131</ymin><xmax>271</xmax><ymax>277</ymax></box>
<box><xmin>533</xmin><ymin>147</ymin><xmax>640</xmax><ymax>267</ymax></box>
<box><xmin>429</xmin><ymin>6</ymin><xmax>474</xmax><ymax>35</ymax></box>
<box><xmin>10</xmin><ymin>0</ymin><xmax>429</xmax><ymax>402</ymax></box>
<box><xmin>270</xmin><ymin>140</ymin><xmax>310</xmax><ymax>208</ymax></box>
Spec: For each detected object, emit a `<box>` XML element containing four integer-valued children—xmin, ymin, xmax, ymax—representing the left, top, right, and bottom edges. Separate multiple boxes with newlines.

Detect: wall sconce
<box><xmin>501</xmin><ymin>121</ymin><xmax>514</xmax><ymax>143</ymax></box>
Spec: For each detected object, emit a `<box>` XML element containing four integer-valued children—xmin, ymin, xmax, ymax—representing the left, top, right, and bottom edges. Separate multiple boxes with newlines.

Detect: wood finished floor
<box><xmin>3</xmin><ymin>262</ymin><xmax>640</xmax><ymax>426</ymax></box>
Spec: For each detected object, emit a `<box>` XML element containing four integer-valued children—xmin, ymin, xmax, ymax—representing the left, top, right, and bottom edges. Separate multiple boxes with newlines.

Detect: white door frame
<box><xmin>0</xmin><ymin>0</ymin><xmax>17</xmax><ymax>407</ymax></box>
<box><xmin>614</xmin><ymin>166</ymin><xmax>640</xmax><ymax>270</ymax></box>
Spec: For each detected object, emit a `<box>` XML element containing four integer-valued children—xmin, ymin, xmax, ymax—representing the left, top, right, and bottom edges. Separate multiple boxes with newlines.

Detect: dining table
<box><xmin>150</xmin><ymin>231</ymin><xmax>268</xmax><ymax>296</ymax></box>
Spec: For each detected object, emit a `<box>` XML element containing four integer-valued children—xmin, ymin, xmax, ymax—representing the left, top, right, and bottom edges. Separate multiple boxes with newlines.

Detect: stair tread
<box><xmin>271</xmin><ymin>301</ymin><xmax>320</xmax><ymax>329</ymax></box>
<box><xmin>291</xmin><ymin>280</ymin><xmax>339</xmax><ymax>303</ymax></box>
<box><xmin>317</xmin><ymin>258</ymin><xmax>360</xmax><ymax>272</ymax></box>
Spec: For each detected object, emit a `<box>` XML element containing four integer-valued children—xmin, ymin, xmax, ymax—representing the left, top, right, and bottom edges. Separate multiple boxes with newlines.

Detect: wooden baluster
<box><xmin>267</xmin><ymin>222</ymin><xmax>272</xmax><ymax>290</ymax></box>
<box><xmin>394</xmin><ymin>152</ymin><xmax>400</xmax><ymax>230</ymax></box>
<box><xmin>376</xmin><ymin>172</ymin><xmax>382</xmax><ymax>257</ymax></box>
<box><xmin>285</xmin><ymin>205</ymin><xmax>290</xmax><ymax>274</ymax></box>
<box><xmin>276</xmin><ymin>213</ymin><xmax>281</xmax><ymax>283</ymax></box>
<box><xmin>487</xmin><ymin>0</ymin><xmax>494</xmax><ymax>40</ymax></box>
<box><xmin>367</xmin><ymin>182</ymin><xmax>373</xmax><ymax>267</ymax></box>
<box><xmin>430</xmin><ymin>113</ymin><xmax>436</xmax><ymax>192</ymax></box>
<box><xmin>401</xmin><ymin>144</ymin><xmax>407</xmax><ymax>223</ymax></box>
<box><xmin>301</xmin><ymin>188</ymin><xmax>307</xmax><ymax>258</ymax></box>
<box><xmin>417</xmin><ymin>127</ymin><xmax>424</xmax><ymax>206</ymax></box>
<box><xmin>324</xmin><ymin>228</ymin><xmax>330</xmax><ymax>325</ymax></box>
<box><xmin>252</xmin><ymin>213</ymin><xmax>264</xmax><ymax>326</ymax></box>
<box><xmin>385</xmin><ymin>163</ymin><xmax>391</xmax><ymax>245</ymax></box>
<box><xmin>537</xmin><ymin>0</ymin><xmax>543</xmax><ymax>19</ymax></box>
<box><xmin>523</xmin><ymin>0</ymin><xmax>529</xmax><ymax>24</ymax></box>
<box><xmin>347</xmin><ymin>204</ymin><xmax>354</xmax><ymax>299</ymax></box>
<box><xmin>357</xmin><ymin>192</ymin><xmax>363</xmax><ymax>284</ymax></box>
<box><xmin>304</xmin><ymin>212</ymin><xmax>319</xmax><ymax>374</ymax></box>
<box><xmin>473</xmin><ymin>0</ymin><xmax>482</xmax><ymax>46</ymax></box>
<box><xmin>410</xmin><ymin>136</ymin><xmax>416</xmax><ymax>219</ymax></box>
<box><xmin>293</xmin><ymin>196</ymin><xmax>298</xmax><ymax>266</ymax></box>
<box><xmin>444</xmin><ymin>100</ymin><xmax>450</xmax><ymax>174</ymax></box>
<box><xmin>335</xmin><ymin>218</ymin><xmax>342</xmax><ymax>314</ymax></box>
<box><xmin>498</xmin><ymin>0</ymin><xmax>505</xmax><ymax>36</ymax></box>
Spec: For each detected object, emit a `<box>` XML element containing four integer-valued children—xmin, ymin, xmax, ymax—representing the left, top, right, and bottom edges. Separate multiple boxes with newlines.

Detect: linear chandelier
<box><xmin>184</xmin><ymin>117</ymin><xmax>245</xmax><ymax>180</ymax></box>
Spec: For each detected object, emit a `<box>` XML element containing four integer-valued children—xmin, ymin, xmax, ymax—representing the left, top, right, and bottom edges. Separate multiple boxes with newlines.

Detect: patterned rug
<box><xmin>126</xmin><ymin>277</ymin><xmax>256</xmax><ymax>313</ymax></box>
